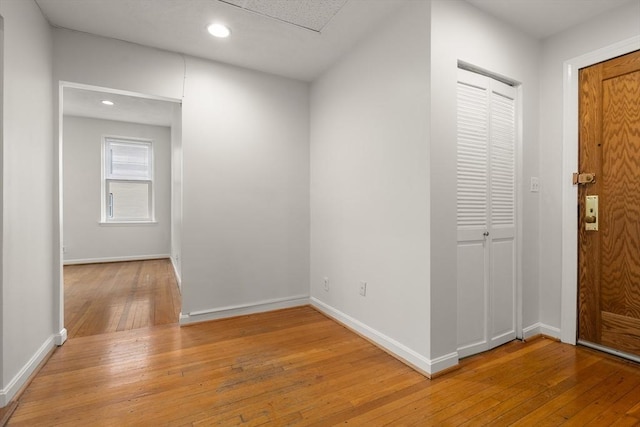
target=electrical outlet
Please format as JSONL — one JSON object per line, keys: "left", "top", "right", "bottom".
{"left": 530, "top": 177, "right": 539, "bottom": 192}
{"left": 359, "top": 281, "right": 367, "bottom": 296}
{"left": 62, "top": 246, "right": 67, "bottom": 254}
{"left": 323, "top": 277, "right": 329, "bottom": 292}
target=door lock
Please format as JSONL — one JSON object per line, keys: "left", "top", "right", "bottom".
{"left": 585, "top": 195, "right": 598, "bottom": 231}
{"left": 573, "top": 172, "right": 596, "bottom": 185}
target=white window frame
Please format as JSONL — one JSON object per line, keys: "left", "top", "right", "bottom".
{"left": 101, "top": 136, "right": 155, "bottom": 223}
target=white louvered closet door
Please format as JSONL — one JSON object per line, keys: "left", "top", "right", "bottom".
{"left": 456, "top": 68, "right": 517, "bottom": 358}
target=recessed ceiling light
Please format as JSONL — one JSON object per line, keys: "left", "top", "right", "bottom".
{"left": 101, "top": 100, "right": 114, "bottom": 106}
{"left": 207, "top": 23, "right": 231, "bottom": 38}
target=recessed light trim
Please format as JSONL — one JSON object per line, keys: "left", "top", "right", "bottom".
{"left": 207, "top": 23, "right": 231, "bottom": 38}
{"left": 101, "top": 100, "right": 115, "bottom": 106}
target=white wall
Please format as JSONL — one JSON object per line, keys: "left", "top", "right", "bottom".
{"left": 63, "top": 116, "right": 171, "bottom": 263}
{"left": 429, "top": 0, "right": 541, "bottom": 360}
{"left": 429, "top": 0, "right": 542, "bottom": 362}
{"left": 171, "top": 104, "right": 183, "bottom": 285}
{"left": 310, "top": 1, "right": 433, "bottom": 371}
{"left": 53, "top": 29, "right": 310, "bottom": 323}
{"left": 310, "top": 0, "right": 541, "bottom": 375}
{"left": 0, "top": 12, "right": 4, "bottom": 398}
{"left": 0, "top": 0, "right": 56, "bottom": 405}
{"left": 180, "top": 56, "right": 309, "bottom": 318}
{"left": 538, "top": 0, "right": 640, "bottom": 332}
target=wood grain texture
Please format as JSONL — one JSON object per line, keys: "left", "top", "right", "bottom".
{"left": 601, "top": 66, "right": 640, "bottom": 320}
{"left": 8, "top": 307, "right": 640, "bottom": 426}
{"left": 64, "top": 259, "right": 181, "bottom": 338}
{"left": 0, "top": 402, "right": 18, "bottom": 427}
{"left": 578, "top": 61, "right": 603, "bottom": 343}
{"left": 579, "top": 50, "right": 640, "bottom": 355}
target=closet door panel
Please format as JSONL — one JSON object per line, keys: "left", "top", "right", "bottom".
{"left": 457, "top": 241, "right": 489, "bottom": 358}
{"left": 490, "top": 238, "right": 516, "bottom": 345}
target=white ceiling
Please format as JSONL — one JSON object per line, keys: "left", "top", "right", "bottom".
{"left": 36, "top": 0, "right": 634, "bottom": 82}
{"left": 466, "top": 0, "right": 635, "bottom": 39}
{"left": 63, "top": 87, "right": 175, "bottom": 127}
{"left": 40, "top": 0, "right": 633, "bottom": 126}
{"left": 219, "top": 0, "right": 349, "bottom": 32}
{"left": 36, "top": 0, "right": 408, "bottom": 83}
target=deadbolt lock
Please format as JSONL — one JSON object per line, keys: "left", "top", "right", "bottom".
{"left": 585, "top": 195, "right": 598, "bottom": 231}
{"left": 573, "top": 172, "right": 596, "bottom": 185}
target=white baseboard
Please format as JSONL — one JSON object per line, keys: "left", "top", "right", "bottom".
{"left": 523, "top": 322, "right": 561, "bottom": 340}
{"left": 0, "top": 335, "right": 56, "bottom": 407}
{"left": 540, "top": 324, "right": 561, "bottom": 339}
{"left": 180, "top": 295, "right": 310, "bottom": 325}
{"left": 63, "top": 254, "right": 170, "bottom": 265}
{"left": 310, "top": 297, "right": 458, "bottom": 377}
{"left": 55, "top": 328, "right": 68, "bottom": 346}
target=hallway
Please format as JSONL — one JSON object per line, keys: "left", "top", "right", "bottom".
{"left": 64, "top": 259, "right": 181, "bottom": 338}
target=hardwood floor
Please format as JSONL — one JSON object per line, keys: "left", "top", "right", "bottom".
{"left": 64, "top": 259, "right": 181, "bottom": 338}
{"left": 8, "top": 306, "right": 640, "bottom": 426}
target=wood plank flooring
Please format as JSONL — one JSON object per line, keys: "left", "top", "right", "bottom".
{"left": 9, "top": 306, "right": 640, "bottom": 426}
{"left": 64, "top": 259, "right": 181, "bottom": 338}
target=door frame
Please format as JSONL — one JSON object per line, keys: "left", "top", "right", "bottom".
{"left": 560, "top": 36, "right": 640, "bottom": 345}
{"left": 455, "top": 66, "right": 522, "bottom": 357}
{"left": 53, "top": 81, "right": 182, "bottom": 346}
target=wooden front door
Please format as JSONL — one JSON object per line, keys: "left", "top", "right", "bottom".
{"left": 578, "top": 50, "right": 640, "bottom": 356}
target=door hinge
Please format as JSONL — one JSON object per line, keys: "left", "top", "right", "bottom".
{"left": 572, "top": 172, "right": 596, "bottom": 185}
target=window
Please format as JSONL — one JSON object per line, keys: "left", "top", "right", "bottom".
{"left": 103, "top": 137, "right": 154, "bottom": 222}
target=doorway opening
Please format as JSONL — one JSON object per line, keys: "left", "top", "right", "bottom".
{"left": 57, "top": 83, "right": 183, "bottom": 340}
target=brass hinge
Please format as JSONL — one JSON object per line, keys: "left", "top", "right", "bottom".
{"left": 572, "top": 172, "right": 596, "bottom": 185}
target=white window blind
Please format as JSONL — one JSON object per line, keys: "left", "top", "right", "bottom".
{"left": 106, "top": 139, "right": 152, "bottom": 180}
{"left": 103, "top": 138, "right": 154, "bottom": 222}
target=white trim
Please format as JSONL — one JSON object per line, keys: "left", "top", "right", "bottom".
{"left": 561, "top": 36, "right": 640, "bottom": 345}
{"left": 170, "top": 255, "right": 182, "bottom": 291}
{"left": 55, "top": 81, "right": 182, "bottom": 351}
{"left": 311, "top": 298, "right": 458, "bottom": 376}
{"left": 63, "top": 254, "right": 170, "bottom": 265}
{"left": 522, "top": 323, "right": 541, "bottom": 340}
{"left": 55, "top": 328, "right": 68, "bottom": 346}
{"left": 523, "top": 322, "right": 561, "bottom": 340}
{"left": 515, "top": 83, "right": 524, "bottom": 340}
{"left": 98, "top": 221, "right": 159, "bottom": 226}
{"left": 59, "top": 81, "right": 182, "bottom": 104}
{"left": 55, "top": 81, "right": 66, "bottom": 352}
{"left": 0, "top": 336, "right": 55, "bottom": 407}
{"left": 102, "top": 136, "right": 155, "bottom": 223}
{"left": 180, "top": 295, "right": 309, "bottom": 325}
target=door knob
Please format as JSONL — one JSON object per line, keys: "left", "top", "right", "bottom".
{"left": 483, "top": 231, "right": 490, "bottom": 237}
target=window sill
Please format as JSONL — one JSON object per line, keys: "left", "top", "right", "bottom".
{"left": 99, "top": 221, "right": 158, "bottom": 227}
